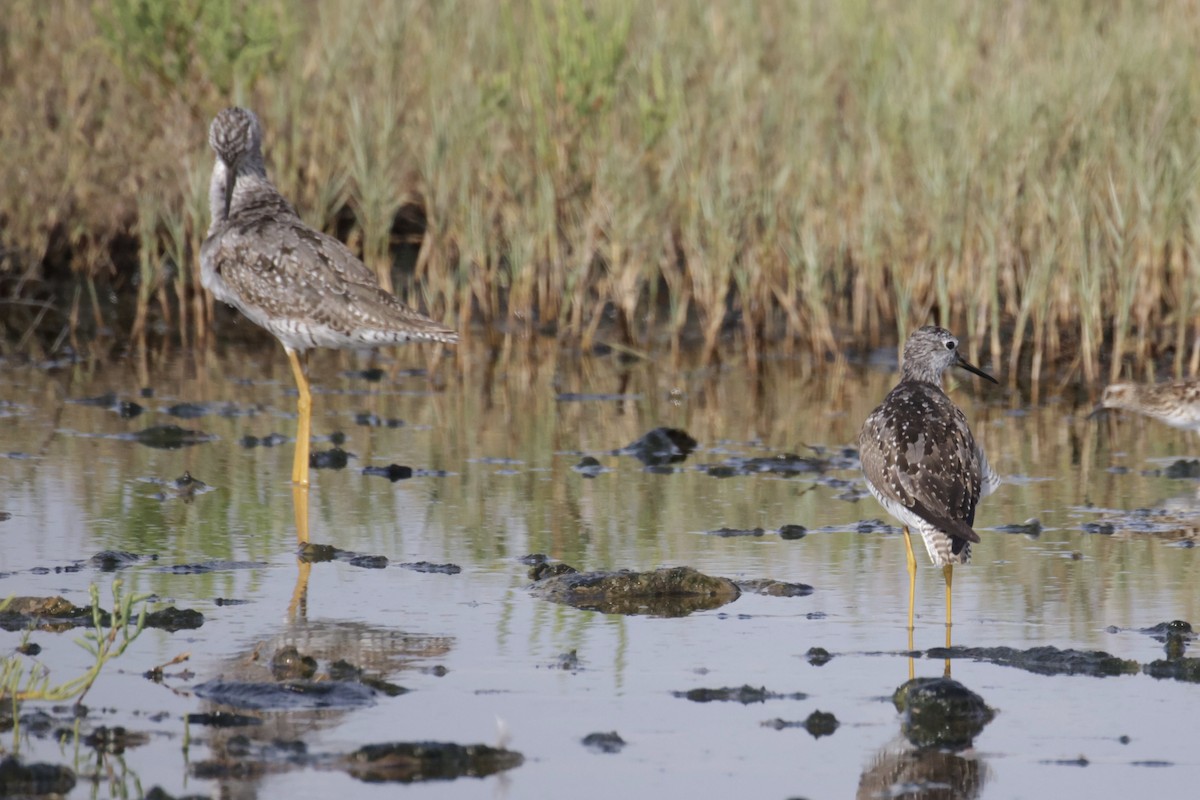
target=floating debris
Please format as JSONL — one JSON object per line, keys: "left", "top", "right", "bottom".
{"left": 803, "top": 710, "right": 840, "bottom": 738}
{"left": 806, "top": 647, "right": 833, "bottom": 666}
{"left": 185, "top": 712, "right": 263, "bottom": 729}
{"left": 399, "top": 562, "right": 461, "bottom": 575}
{"left": 69, "top": 392, "right": 118, "bottom": 407}
{"left": 125, "top": 425, "right": 216, "bottom": 449}
{"left": 117, "top": 400, "right": 144, "bottom": 418}
{"left": 296, "top": 544, "right": 388, "bottom": 569}
{"left": 347, "top": 367, "right": 386, "bottom": 381}
{"left": 548, "top": 650, "right": 582, "bottom": 671}
{"left": 310, "top": 447, "right": 353, "bottom": 469}
{"left": 240, "top": 432, "right": 289, "bottom": 448}
{"left": 673, "top": 685, "right": 807, "bottom": 704}
{"left": 581, "top": 732, "right": 625, "bottom": 754}
{"left": 270, "top": 646, "right": 317, "bottom": 680}
{"left": 779, "top": 524, "right": 808, "bottom": 540}
{"left": 164, "top": 402, "right": 211, "bottom": 419}
{"left": 143, "top": 471, "right": 213, "bottom": 502}
{"left": 995, "top": 518, "right": 1043, "bottom": 537}
{"left": 618, "top": 427, "right": 698, "bottom": 466}
{"left": 363, "top": 464, "right": 413, "bottom": 481}
{"left": 83, "top": 725, "right": 149, "bottom": 755}
{"left": 161, "top": 560, "right": 268, "bottom": 574}
{"left": 1137, "top": 620, "right": 1194, "bottom": 659}
{"left": 354, "top": 412, "right": 404, "bottom": 428}
{"left": 572, "top": 456, "right": 606, "bottom": 477}
{"left": 1162, "top": 459, "right": 1200, "bottom": 479}
{"left": 706, "top": 527, "right": 765, "bottom": 538}
{"left": 557, "top": 392, "right": 641, "bottom": 402}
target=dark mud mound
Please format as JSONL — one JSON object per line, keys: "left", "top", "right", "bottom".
{"left": 530, "top": 565, "right": 739, "bottom": 617}
{"left": 893, "top": 677, "right": 994, "bottom": 750}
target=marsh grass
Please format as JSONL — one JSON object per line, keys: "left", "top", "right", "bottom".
{"left": 2, "top": 1, "right": 1200, "bottom": 384}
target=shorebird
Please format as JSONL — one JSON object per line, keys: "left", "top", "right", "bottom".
{"left": 859, "top": 326, "right": 999, "bottom": 640}
{"left": 1093, "top": 380, "right": 1200, "bottom": 433}
{"left": 201, "top": 107, "right": 457, "bottom": 487}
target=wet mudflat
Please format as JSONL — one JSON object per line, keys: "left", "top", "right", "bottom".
{"left": 1, "top": 341, "right": 1199, "bottom": 798}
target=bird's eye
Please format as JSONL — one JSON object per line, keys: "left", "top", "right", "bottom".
{"left": 945, "top": 340, "right": 956, "bottom": 350}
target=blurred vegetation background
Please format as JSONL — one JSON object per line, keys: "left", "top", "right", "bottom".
{"left": 2, "top": 0, "right": 1199, "bottom": 385}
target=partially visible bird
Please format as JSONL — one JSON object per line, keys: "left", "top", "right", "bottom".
{"left": 200, "top": 107, "right": 457, "bottom": 488}
{"left": 1093, "top": 380, "right": 1200, "bottom": 433}
{"left": 858, "top": 326, "right": 999, "bottom": 643}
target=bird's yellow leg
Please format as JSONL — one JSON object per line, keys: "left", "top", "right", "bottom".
{"left": 903, "top": 526, "right": 917, "bottom": 679}
{"left": 943, "top": 563, "right": 954, "bottom": 675}
{"left": 292, "top": 483, "right": 310, "bottom": 546}
{"left": 903, "top": 526, "right": 917, "bottom": 634}
{"left": 288, "top": 559, "right": 312, "bottom": 622}
{"left": 286, "top": 348, "right": 311, "bottom": 487}
{"left": 943, "top": 563, "right": 954, "bottom": 645}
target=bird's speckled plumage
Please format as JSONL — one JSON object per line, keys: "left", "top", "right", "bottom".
{"left": 200, "top": 107, "right": 457, "bottom": 350}
{"left": 1097, "top": 380, "right": 1200, "bottom": 432}
{"left": 859, "top": 326, "right": 998, "bottom": 567}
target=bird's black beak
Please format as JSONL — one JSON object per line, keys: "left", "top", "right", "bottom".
{"left": 956, "top": 352, "right": 998, "bottom": 384}
{"left": 1086, "top": 404, "right": 1109, "bottom": 420}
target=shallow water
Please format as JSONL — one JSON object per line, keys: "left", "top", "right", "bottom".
{"left": 2, "top": 341, "right": 1199, "bottom": 798}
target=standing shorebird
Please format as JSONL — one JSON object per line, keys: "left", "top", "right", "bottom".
{"left": 858, "top": 326, "right": 999, "bottom": 640}
{"left": 201, "top": 107, "right": 457, "bottom": 487}
{"left": 1093, "top": 380, "right": 1200, "bottom": 433}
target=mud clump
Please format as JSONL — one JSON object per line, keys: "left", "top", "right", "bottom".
{"left": 270, "top": 646, "right": 317, "bottom": 680}
{"left": 893, "top": 678, "right": 994, "bottom": 750}
{"left": 0, "top": 596, "right": 202, "bottom": 632}
{"left": 0, "top": 756, "right": 76, "bottom": 796}
{"left": 399, "top": 562, "right": 461, "bottom": 575}
{"left": 618, "top": 427, "right": 698, "bottom": 466}
{"left": 803, "top": 710, "right": 840, "bottom": 738}
{"left": 707, "top": 527, "right": 765, "bottom": 538}
{"left": 735, "top": 578, "right": 814, "bottom": 597}
{"left": 363, "top": 464, "right": 413, "bottom": 481}
{"left": 89, "top": 551, "right": 146, "bottom": 571}
{"left": 342, "top": 742, "right": 523, "bottom": 783}
{"left": 130, "top": 425, "right": 216, "bottom": 449}
{"left": 581, "top": 732, "right": 626, "bottom": 753}
{"left": 806, "top": 647, "right": 833, "bottom": 666}
{"left": 310, "top": 448, "right": 353, "bottom": 470}
{"left": 1143, "top": 658, "right": 1200, "bottom": 683}
{"left": 530, "top": 565, "right": 739, "bottom": 617}
{"left": 929, "top": 645, "right": 1139, "bottom": 678}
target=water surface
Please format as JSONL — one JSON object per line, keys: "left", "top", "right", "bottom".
{"left": 1, "top": 342, "right": 1198, "bottom": 797}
